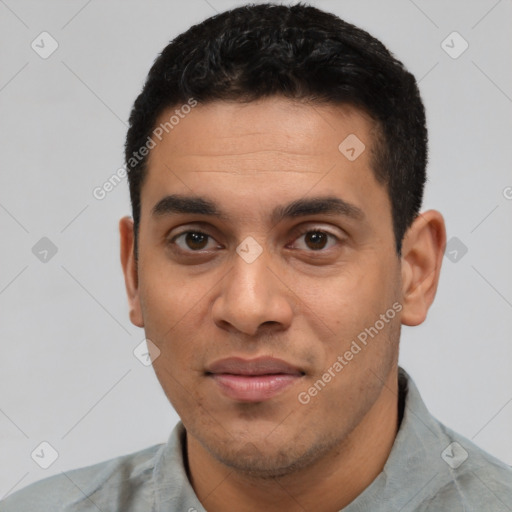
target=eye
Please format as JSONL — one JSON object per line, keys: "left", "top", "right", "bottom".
{"left": 171, "top": 231, "right": 219, "bottom": 252}
{"left": 291, "top": 228, "right": 339, "bottom": 251}
{"left": 168, "top": 227, "right": 341, "bottom": 254}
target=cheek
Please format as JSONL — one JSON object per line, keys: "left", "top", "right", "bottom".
{"left": 150, "top": 320, "right": 203, "bottom": 407}
{"left": 151, "top": 355, "right": 205, "bottom": 425}
{"left": 306, "top": 262, "right": 398, "bottom": 351}
{"left": 139, "top": 263, "right": 199, "bottom": 326}
{"left": 138, "top": 281, "right": 199, "bottom": 380}
{"left": 310, "top": 273, "right": 377, "bottom": 331}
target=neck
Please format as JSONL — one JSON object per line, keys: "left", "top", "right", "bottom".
{"left": 187, "top": 368, "right": 400, "bottom": 512}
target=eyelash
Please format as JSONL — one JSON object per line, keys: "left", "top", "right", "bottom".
{"left": 168, "top": 227, "right": 340, "bottom": 254}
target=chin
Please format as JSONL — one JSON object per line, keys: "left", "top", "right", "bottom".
{"left": 203, "top": 429, "right": 338, "bottom": 480}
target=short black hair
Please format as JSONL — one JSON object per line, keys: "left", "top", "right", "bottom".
{"left": 125, "top": 2, "right": 427, "bottom": 259}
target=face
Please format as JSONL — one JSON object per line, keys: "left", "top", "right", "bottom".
{"left": 123, "top": 97, "right": 405, "bottom": 477}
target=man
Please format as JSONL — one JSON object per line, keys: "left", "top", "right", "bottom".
{"left": 2, "top": 2, "right": 511, "bottom": 511}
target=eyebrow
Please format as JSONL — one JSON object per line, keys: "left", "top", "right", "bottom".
{"left": 151, "top": 194, "right": 365, "bottom": 224}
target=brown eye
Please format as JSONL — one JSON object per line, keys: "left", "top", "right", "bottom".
{"left": 184, "top": 232, "right": 209, "bottom": 250}
{"left": 293, "top": 229, "right": 338, "bottom": 252}
{"left": 304, "top": 231, "right": 329, "bottom": 250}
{"left": 171, "top": 231, "right": 216, "bottom": 252}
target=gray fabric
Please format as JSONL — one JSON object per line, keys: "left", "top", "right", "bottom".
{"left": 2, "top": 368, "right": 511, "bottom": 511}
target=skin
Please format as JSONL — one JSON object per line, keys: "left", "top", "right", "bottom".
{"left": 120, "top": 97, "right": 446, "bottom": 511}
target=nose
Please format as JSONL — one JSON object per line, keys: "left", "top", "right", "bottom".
{"left": 211, "top": 245, "right": 293, "bottom": 337}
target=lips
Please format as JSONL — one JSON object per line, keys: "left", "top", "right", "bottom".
{"left": 207, "top": 356, "right": 303, "bottom": 376}
{"left": 206, "top": 357, "right": 304, "bottom": 402}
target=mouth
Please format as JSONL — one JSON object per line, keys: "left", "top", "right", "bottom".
{"left": 205, "top": 356, "right": 305, "bottom": 403}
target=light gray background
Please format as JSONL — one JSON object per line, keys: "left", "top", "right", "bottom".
{"left": 1, "top": 0, "right": 511, "bottom": 498}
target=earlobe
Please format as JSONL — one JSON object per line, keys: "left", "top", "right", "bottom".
{"left": 119, "top": 216, "right": 144, "bottom": 328}
{"left": 400, "top": 210, "right": 446, "bottom": 326}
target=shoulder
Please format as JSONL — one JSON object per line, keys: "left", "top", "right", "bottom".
{"left": 0, "top": 443, "right": 163, "bottom": 512}
{"left": 396, "top": 369, "right": 512, "bottom": 510}
{"left": 423, "top": 421, "right": 512, "bottom": 511}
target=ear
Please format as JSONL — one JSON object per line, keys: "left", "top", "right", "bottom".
{"left": 119, "top": 216, "right": 144, "bottom": 328}
{"left": 400, "top": 210, "right": 446, "bottom": 326}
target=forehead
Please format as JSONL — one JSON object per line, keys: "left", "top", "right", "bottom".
{"left": 140, "top": 97, "right": 389, "bottom": 226}
{"left": 149, "top": 98, "right": 376, "bottom": 166}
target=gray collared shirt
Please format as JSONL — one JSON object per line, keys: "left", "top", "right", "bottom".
{"left": 2, "top": 368, "right": 512, "bottom": 511}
